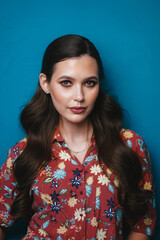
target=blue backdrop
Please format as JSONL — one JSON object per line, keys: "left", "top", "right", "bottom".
{"left": 0, "top": 0, "right": 159, "bottom": 239}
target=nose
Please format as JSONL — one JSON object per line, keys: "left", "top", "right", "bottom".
{"left": 73, "top": 85, "right": 84, "bottom": 102}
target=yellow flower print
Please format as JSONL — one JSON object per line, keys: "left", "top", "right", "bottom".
{"left": 106, "top": 168, "right": 112, "bottom": 175}
{"left": 143, "top": 182, "right": 152, "bottom": 190}
{"left": 123, "top": 130, "right": 133, "bottom": 139}
{"left": 20, "top": 138, "right": 27, "bottom": 143}
{"left": 58, "top": 162, "right": 66, "bottom": 169}
{"left": 144, "top": 217, "right": 152, "bottom": 225}
{"left": 6, "top": 157, "right": 12, "bottom": 169}
{"left": 91, "top": 217, "right": 98, "bottom": 227}
{"left": 57, "top": 226, "right": 67, "bottom": 234}
{"left": 68, "top": 197, "right": 78, "bottom": 207}
{"left": 2, "top": 217, "right": 7, "bottom": 223}
{"left": 59, "top": 150, "right": 71, "bottom": 161}
{"left": 96, "top": 187, "right": 101, "bottom": 197}
{"left": 40, "top": 193, "right": 52, "bottom": 204}
{"left": 86, "top": 176, "right": 93, "bottom": 185}
{"left": 38, "top": 228, "right": 48, "bottom": 237}
{"left": 46, "top": 171, "right": 52, "bottom": 177}
{"left": 114, "top": 179, "right": 119, "bottom": 187}
{"left": 27, "top": 228, "right": 35, "bottom": 238}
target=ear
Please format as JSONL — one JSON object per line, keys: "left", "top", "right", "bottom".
{"left": 39, "top": 73, "right": 50, "bottom": 94}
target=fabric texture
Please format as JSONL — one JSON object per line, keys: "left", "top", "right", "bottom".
{"left": 0, "top": 128, "right": 156, "bottom": 239}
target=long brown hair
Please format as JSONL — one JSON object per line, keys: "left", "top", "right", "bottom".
{"left": 11, "top": 34, "right": 152, "bottom": 225}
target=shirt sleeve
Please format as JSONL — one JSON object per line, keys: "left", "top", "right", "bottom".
{"left": 0, "top": 139, "right": 27, "bottom": 228}
{"left": 131, "top": 133, "right": 156, "bottom": 237}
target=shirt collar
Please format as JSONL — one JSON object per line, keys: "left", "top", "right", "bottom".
{"left": 52, "top": 126, "right": 64, "bottom": 143}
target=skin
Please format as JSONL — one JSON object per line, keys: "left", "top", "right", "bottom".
{"left": 39, "top": 55, "right": 100, "bottom": 162}
{"left": 127, "top": 232, "right": 149, "bottom": 240}
{"left": 39, "top": 54, "right": 149, "bottom": 240}
{"left": 40, "top": 55, "right": 100, "bottom": 126}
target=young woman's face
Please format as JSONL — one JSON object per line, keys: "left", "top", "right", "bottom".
{"left": 41, "top": 55, "right": 99, "bottom": 125}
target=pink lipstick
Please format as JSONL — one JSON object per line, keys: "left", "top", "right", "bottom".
{"left": 69, "top": 107, "right": 86, "bottom": 114}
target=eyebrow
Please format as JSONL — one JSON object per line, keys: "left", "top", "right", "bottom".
{"left": 57, "top": 75, "right": 99, "bottom": 81}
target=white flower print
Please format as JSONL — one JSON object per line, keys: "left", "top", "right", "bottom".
{"left": 97, "top": 174, "right": 110, "bottom": 186}
{"left": 74, "top": 208, "right": 86, "bottom": 221}
{"left": 59, "top": 150, "right": 71, "bottom": 161}
{"left": 96, "top": 228, "right": 107, "bottom": 240}
{"left": 90, "top": 164, "right": 102, "bottom": 175}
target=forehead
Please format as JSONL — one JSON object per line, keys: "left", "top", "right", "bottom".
{"left": 52, "top": 55, "right": 98, "bottom": 78}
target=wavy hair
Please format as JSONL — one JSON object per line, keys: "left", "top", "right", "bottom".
{"left": 11, "top": 34, "right": 152, "bottom": 225}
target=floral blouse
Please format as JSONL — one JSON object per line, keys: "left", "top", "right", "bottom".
{"left": 0, "top": 128, "right": 156, "bottom": 240}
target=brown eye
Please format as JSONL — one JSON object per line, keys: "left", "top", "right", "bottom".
{"left": 60, "top": 80, "right": 72, "bottom": 86}
{"left": 85, "top": 81, "right": 97, "bottom": 87}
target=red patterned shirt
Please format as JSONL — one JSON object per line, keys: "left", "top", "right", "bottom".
{"left": 0, "top": 128, "right": 156, "bottom": 239}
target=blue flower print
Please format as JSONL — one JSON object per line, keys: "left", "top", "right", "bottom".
{"left": 73, "top": 168, "right": 82, "bottom": 177}
{"left": 146, "top": 227, "right": 152, "bottom": 236}
{"left": 4, "top": 185, "right": 12, "bottom": 194}
{"left": 33, "top": 186, "right": 39, "bottom": 196}
{"left": 116, "top": 209, "right": 122, "bottom": 222}
{"left": 104, "top": 207, "right": 115, "bottom": 221}
{"left": 50, "top": 179, "right": 59, "bottom": 188}
{"left": 45, "top": 165, "right": 51, "bottom": 172}
{"left": 95, "top": 197, "right": 100, "bottom": 209}
{"left": 86, "top": 185, "right": 92, "bottom": 197}
{"left": 4, "top": 174, "right": 9, "bottom": 181}
{"left": 152, "top": 197, "right": 156, "bottom": 208}
{"left": 33, "top": 180, "right": 38, "bottom": 185}
{"left": 13, "top": 146, "right": 19, "bottom": 154}
{"left": 138, "top": 139, "right": 145, "bottom": 152}
{"left": 126, "top": 139, "right": 132, "bottom": 148}
{"left": 107, "top": 198, "right": 114, "bottom": 208}
{"left": 50, "top": 200, "right": 61, "bottom": 214}
{"left": 57, "top": 236, "right": 63, "bottom": 240}
{"left": 38, "top": 206, "right": 44, "bottom": 213}
{"left": 70, "top": 175, "right": 81, "bottom": 189}
{"left": 50, "top": 191, "right": 60, "bottom": 202}
{"left": 53, "top": 169, "right": 66, "bottom": 180}
{"left": 4, "top": 193, "right": 11, "bottom": 198}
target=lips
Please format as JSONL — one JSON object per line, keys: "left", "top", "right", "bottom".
{"left": 69, "top": 107, "right": 86, "bottom": 114}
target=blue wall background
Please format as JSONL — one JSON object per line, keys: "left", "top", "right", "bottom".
{"left": 0, "top": 0, "right": 159, "bottom": 239}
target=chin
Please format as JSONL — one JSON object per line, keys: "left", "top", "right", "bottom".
{"left": 65, "top": 115, "right": 89, "bottom": 124}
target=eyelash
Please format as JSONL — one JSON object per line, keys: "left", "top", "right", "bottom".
{"left": 85, "top": 81, "right": 97, "bottom": 87}
{"left": 60, "top": 80, "right": 72, "bottom": 86}
{"left": 60, "top": 80, "right": 97, "bottom": 87}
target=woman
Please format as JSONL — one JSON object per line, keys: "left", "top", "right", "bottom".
{"left": 0, "top": 35, "right": 156, "bottom": 239}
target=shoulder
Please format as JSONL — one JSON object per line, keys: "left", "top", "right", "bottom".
{"left": 7, "top": 138, "right": 27, "bottom": 165}
{"left": 8, "top": 138, "right": 27, "bottom": 159}
{"left": 120, "top": 129, "right": 148, "bottom": 157}
{"left": 0, "top": 138, "right": 27, "bottom": 179}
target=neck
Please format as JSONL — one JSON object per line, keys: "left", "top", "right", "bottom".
{"left": 59, "top": 118, "right": 93, "bottom": 144}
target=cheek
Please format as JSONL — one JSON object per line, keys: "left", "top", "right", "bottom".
{"left": 89, "top": 88, "right": 99, "bottom": 105}
{"left": 50, "top": 90, "right": 68, "bottom": 105}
